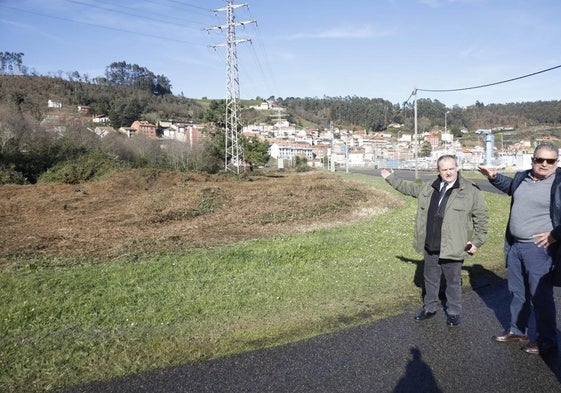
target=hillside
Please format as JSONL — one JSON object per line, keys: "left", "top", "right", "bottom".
{"left": 2, "top": 75, "right": 560, "bottom": 134}
{"left": 0, "top": 75, "right": 206, "bottom": 126}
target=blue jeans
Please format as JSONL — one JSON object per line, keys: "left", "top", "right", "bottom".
{"left": 507, "top": 242, "right": 557, "bottom": 348}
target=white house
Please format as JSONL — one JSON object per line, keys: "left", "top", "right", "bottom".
{"left": 162, "top": 123, "right": 201, "bottom": 147}
{"left": 47, "top": 99, "right": 62, "bottom": 109}
{"left": 250, "top": 102, "right": 270, "bottom": 110}
{"left": 92, "top": 115, "right": 110, "bottom": 124}
{"left": 269, "top": 142, "right": 314, "bottom": 161}
{"left": 93, "top": 126, "right": 115, "bottom": 138}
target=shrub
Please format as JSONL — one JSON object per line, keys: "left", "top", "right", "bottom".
{"left": 0, "top": 163, "right": 27, "bottom": 185}
{"left": 39, "top": 151, "right": 124, "bottom": 184}
{"left": 294, "top": 156, "right": 310, "bottom": 172}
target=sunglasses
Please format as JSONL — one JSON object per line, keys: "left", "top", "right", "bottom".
{"left": 533, "top": 157, "right": 558, "bottom": 165}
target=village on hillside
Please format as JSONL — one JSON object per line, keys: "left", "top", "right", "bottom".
{"left": 44, "top": 98, "right": 557, "bottom": 172}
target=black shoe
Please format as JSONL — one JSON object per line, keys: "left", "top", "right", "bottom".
{"left": 414, "top": 309, "right": 436, "bottom": 321}
{"left": 447, "top": 314, "right": 461, "bottom": 327}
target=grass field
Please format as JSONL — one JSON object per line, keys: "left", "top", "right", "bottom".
{"left": 0, "top": 170, "right": 509, "bottom": 392}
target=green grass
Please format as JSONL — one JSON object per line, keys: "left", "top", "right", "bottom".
{"left": 0, "top": 173, "right": 509, "bottom": 392}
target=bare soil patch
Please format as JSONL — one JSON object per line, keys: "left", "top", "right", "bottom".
{"left": 0, "top": 169, "right": 402, "bottom": 262}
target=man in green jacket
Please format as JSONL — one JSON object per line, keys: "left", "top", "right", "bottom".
{"left": 381, "top": 155, "right": 489, "bottom": 327}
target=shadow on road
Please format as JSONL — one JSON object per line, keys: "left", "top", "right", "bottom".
{"left": 462, "top": 263, "right": 509, "bottom": 328}
{"left": 392, "top": 347, "right": 443, "bottom": 393}
{"left": 396, "top": 256, "right": 510, "bottom": 327}
{"left": 542, "top": 348, "right": 561, "bottom": 385}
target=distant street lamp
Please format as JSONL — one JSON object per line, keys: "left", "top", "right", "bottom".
{"left": 444, "top": 110, "right": 450, "bottom": 151}
{"left": 397, "top": 131, "right": 401, "bottom": 169}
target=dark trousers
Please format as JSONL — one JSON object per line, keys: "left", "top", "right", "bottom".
{"left": 507, "top": 242, "right": 557, "bottom": 348}
{"left": 423, "top": 251, "right": 463, "bottom": 316}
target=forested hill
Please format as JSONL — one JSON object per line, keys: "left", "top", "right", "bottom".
{"left": 0, "top": 75, "right": 206, "bottom": 129}
{"left": 278, "top": 96, "right": 561, "bottom": 137}
{"left": 1, "top": 74, "right": 560, "bottom": 136}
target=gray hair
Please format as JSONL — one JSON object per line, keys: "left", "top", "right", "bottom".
{"left": 534, "top": 143, "right": 559, "bottom": 158}
{"left": 437, "top": 154, "right": 458, "bottom": 168}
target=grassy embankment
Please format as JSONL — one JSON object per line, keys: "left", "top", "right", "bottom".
{"left": 0, "top": 172, "right": 509, "bottom": 392}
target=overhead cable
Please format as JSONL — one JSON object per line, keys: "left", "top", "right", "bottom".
{"left": 417, "top": 64, "right": 561, "bottom": 93}
{"left": 0, "top": 4, "right": 202, "bottom": 45}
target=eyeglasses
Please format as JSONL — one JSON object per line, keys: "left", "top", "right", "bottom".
{"left": 533, "top": 157, "right": 558, "bottom": 165}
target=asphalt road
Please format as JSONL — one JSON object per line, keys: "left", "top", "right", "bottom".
{"left": 348, "top": 168, "right": 504, "bottom": 194}
{"left": 62, "top": 271, "right": 561, "bottom": 393}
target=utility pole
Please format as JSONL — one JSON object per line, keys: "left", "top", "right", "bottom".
{"left": 413, "top": 88, "right": 418, "bottom": 180}
{"left": 345, "top": 131, "right": 349, "bottom": 174}
{"left": 397, "top": 130, "right": 401, "bottom": 169}
{"left": 329, "top": 120, "right": 334, "bottom": 172}
{"left": 207, "top": 1, "right": 256, "bottom": 173}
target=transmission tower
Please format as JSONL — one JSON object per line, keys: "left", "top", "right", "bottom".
{"left": 207, "top": 1, "right": 255, "bottom": 173}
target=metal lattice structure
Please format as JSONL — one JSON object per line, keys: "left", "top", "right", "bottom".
{"left": 208, "top": 1, "right": 255, "bottom": 173}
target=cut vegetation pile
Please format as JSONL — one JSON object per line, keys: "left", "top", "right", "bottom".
{"left": 0, "top": 169, "right": 402, "bottom": 262}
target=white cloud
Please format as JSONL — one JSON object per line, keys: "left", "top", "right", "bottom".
{"left": 287, "top": 26, "right": 392, "bottom": 40}
{"left": 417, "top": 0, "right": 441, "bottom": 8}
{"left": 418, "top": 0, "right": 485, "bottom": 7}
{"left": 0, "top": 18, "right": 31, "bottom": 29}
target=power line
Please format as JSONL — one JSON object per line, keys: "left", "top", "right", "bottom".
{"left": 244, "top": 6, "right": 279, "bottom": 98}
{"left": 0, "top": 4, "right": 203, "bottom": 46}
{"left": 402, "top": 90, "right": 415, "bottom": 107}
{"left": 65, "top": 0, "right": 203, "bottom": 26}
{"left": 401, "top": 64, "right": 561, "bottom": 107}
{"left": 417, "top": 64, "right": 561, "bottom": 93}
{"left": 163, "top": 0, "right": 212, "bottom": 12}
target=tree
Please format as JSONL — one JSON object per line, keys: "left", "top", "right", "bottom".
{"left": 0, "top": 52, "right": 24, "bottom": 75}
{"left": 10, "top": 92, "right": 25, "bottom": 112}
{"left": 204, "top": 100, "right": 227, "bottom": 129}
{"left": 104, "top": 61, "right": 172, "bottom": 95}
{"left": 121, "top": 99, "right": 143, "bottom": 128}
{"left": 241, "top": 136, "right": 270, "bottom": 167}
{"left": 420, "top": 141, "right": 432, "bottom": 158}
{"left": 153, "top": 74, "right": 172, "bottom": 95}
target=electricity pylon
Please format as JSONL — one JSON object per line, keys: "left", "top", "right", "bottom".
{"left": 207, "top": 1, "right": 255, "bottom": 173}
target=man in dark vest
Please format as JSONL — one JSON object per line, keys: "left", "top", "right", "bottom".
{"left": 381, "top": 155, "right": 489, "bottom": 327}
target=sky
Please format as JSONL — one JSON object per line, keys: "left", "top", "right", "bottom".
{"left": 1, "top": 0, "right": 561, "bottom": 108}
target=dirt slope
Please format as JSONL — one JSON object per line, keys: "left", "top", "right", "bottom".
{"left": 0, "top": 169, "right": 401, "bottom": 262}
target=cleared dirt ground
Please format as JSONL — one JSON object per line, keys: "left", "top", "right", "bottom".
{"left": 0, "top": 169, "right": 402, "bottom": 262}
